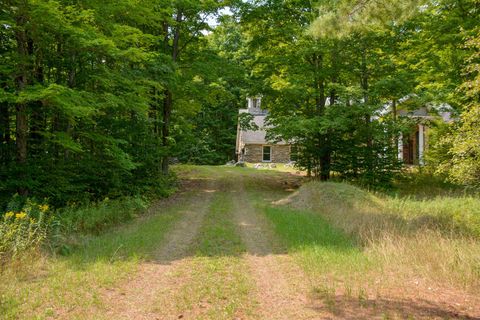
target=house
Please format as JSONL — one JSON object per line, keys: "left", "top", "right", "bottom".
{"left": 235, "top": 97, "right": 292, "bottom": 163}
{"left": 235, "top": 95, "right": 451, "bottom": 166}
{"left": 397, "top": 108, "right": 431, "bottom": 165}
{"left": 397, "top": 106, "right": 453, "bottom": 165}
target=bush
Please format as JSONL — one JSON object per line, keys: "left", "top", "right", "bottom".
{"left": 58, "top": 196, "right": 149, "bottom": 235}
{"left": 0, "top": 200, "right": 51, "bottom": 262}
{"left": 0, "top": 193, "right": 152, "bottom": 262}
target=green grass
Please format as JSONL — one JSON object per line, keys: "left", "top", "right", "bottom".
{"left": 392, "top": 169, "right": 468, "bottom": 198}
{"left": 235, "top": 168, "right": 480, "bottom": 316}
{"left": 0, "top": 193, "right": 190, "bottom": 319}
{"left": 168, "top": 189, "right": 256, "bottom": 320}
{"left": 285, "top": 181, "right": 480, "bottom": 239}
{"left": 263, "top": 180, "right": 480, "bottom": 298}
{"left": 3, "top": 166, "right": 479, "bottom": 318}
{"left": 193, "top": 192, "right": 245, "bottom": 258}
{"left": 58, "top": 196, "right": 149, "bottom": 235}
{"left": 264, "top": 206, "right": 371, "bottom": 282}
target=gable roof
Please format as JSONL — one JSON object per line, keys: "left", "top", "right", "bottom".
{"left": 237, "top": 111, "right": 288, "bottom": 150}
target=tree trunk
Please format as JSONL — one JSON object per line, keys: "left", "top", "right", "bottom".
{"left": 308, "top": 51, "right": 332, "bottom": 181}
{"left": 392, "top": 99, "right": 400, "bottom": 160}
{"left": 15, "top": 11, "right": 29, "bottom": 195}
{"left": 392, "top": 99, "right": 397, "bottom": 121}
{"left": 319, "top": 148, "right": 331, "bottom": 181}
{"left": 30, "top": 64, "right": 45, "bottom": 155}
{"left": 16, "top": 104, "right": 27, "bottom": 165}
{"left": 0, "top": 102, "right": 11, "bottom": 165}
{"left": 360, "top": 45, "right": 374, "bottom": 179}
{"left": 161, "top": 90, "right": 172, "bottom": 174}
{"left": 0, "top": 102, "right": 10, "bottom": 144}
{"left": 161, "top": 10, "right": 183, "bottom": 175}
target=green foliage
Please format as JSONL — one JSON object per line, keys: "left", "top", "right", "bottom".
{"left": 0, "top": 199, "right": 51, "bottom": 262}
{"left": 1, "top": 0, "right": 479, "bottom": 222}
{"left": 174, "top": 16, "right": 250, "bottom": 165}
{"left": 239, "top": 1, "right": 402, "bottom": 183}
{"left": 0, "top": 0, "right": 233, "bottom": 206}
{"left": 238, "top": 112, "right": 259, "bottom": 131}
{"left": 58, "top": 196, "right": 148, "bottom": 235}
{"left": 310, "top": 0, "right": 423, "bottom": 38}
{"left": 442, "top": 31, "right": 480, "bottom": 187}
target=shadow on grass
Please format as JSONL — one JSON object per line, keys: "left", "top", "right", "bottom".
{"left": 61, "top": 173, "right": 281, "bottom": 270}
{"left": 264, "top": 206, "right": 480, "bottom": 320}
{"left": 311, "top": 295, "right": 480, "bottom": 320}
{"left": 51, "top": 168, "right": 478, "bottom": 319}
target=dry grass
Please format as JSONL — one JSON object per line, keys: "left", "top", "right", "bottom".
{"left": 279, "top": 182, "right": 480, "bottom": 292}
{"left": 265, "top": 181, "right": 480, "bottom": 318}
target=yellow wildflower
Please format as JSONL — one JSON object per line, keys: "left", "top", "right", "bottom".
{"left": 5, "top": 211, "right": 14, "bottom": 218}
{"left": 15, "top": 212, "right": 27, "bottom": 219}
{"left": 39, "top": 204, "right": 49, "bottom": 212}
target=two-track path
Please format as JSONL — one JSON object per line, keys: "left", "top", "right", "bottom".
{"left": 98, "top": 169, "right": 319, "bottom": 320}
{"left": 231, "top": 178, "right": 319, "bottom": 320}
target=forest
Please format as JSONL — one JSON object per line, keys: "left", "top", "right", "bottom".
{"left": 1, "top": 1, "right": 480, "bottom": 319}
{"left": 1, "top": 0, "right": 479, "bottom": 206}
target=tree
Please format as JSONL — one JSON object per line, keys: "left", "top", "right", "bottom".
{"left": 439, "top": 31, "right": 480, "bottom": 187}
{"left": 239, "top": 0, "right": 402, "bottom": 183}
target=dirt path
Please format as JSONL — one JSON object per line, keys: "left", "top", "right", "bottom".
{"left": 101, "top": 180, "right": 218, "bottom": 320}
{"left": 98, "top": 172, "right": 321, "bottom": 320}
{"left": 231, "top": 177, "right": 320, "bottom": 320}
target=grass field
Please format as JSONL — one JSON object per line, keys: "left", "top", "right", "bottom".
{"left": 259, "top": 180, "right": 480, "bottom": 318}
{"left": 1, "top": 166, "right": 479, "bottom": 319}
{"left": 0, "top": 192, "right": 189, "bottom": 319}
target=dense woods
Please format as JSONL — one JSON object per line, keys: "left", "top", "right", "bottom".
{"left": 0, "top": 1, "right": 247, "bottom": 207}
{"left": 0, "top": 0, "right": 479, "bottom": 207}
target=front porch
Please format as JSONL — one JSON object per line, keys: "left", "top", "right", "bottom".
{"left": 398, "top": 124, "right": 427, "bottom": 165}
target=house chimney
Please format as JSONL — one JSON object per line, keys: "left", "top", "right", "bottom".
{"left": 247, "top": 96, "right": 264, "bottom": 114}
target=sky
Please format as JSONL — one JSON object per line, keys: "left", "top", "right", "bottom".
{"left": 206, "top": 7, "right": 233, "bottom": 28}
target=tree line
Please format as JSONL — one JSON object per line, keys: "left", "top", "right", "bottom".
{"left": 1, "top": 0, "right": 479, "bottom": 208}
{"left": 0, "top": 0, "right": 248, "bottom": 207}
{"left": 234, "top": 0, "right": 479, "bottom": 187}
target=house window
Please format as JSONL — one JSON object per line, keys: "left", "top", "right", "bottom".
{"left": 263, "top": 146, "right": 271, "bottom": 162}
{"left": 252, "top": 98, "right": 261, "bottom": 109}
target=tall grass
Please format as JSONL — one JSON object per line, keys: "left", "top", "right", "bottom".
{"left": 58, "top": 196, "right": 149, "bottom": 235}
{"left": 0, "top": 194, "right": 184, "bottom": 319}
{"left": 271, "top": 181, "right": 480, "bottom": 294}
{"left": 285, "top": 182, "right": 480, "bottom": 240}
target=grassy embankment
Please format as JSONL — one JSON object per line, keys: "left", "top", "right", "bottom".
{"left": 251, "top": 175, "right": 480, "bottom": 315}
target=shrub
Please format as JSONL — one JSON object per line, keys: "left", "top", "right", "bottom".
{"left": 0, "top": 200, "right": 51, "bottom": 262}
{"left": 58, "top": 196, "right": 149, "bottom": 235}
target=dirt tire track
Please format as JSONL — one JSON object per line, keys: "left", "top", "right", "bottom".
{"left": 232, "top": 177, "right": 321, "bottom": 320}
{"left": 100, "top": 180, "right": 218, "bottom": 320}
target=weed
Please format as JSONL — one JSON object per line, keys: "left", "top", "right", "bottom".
{"left": 0, "top": 200, "right": 51, "bottom": 262}
{"left": 357, "top": 287, "right": 368, "bottom": 307}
